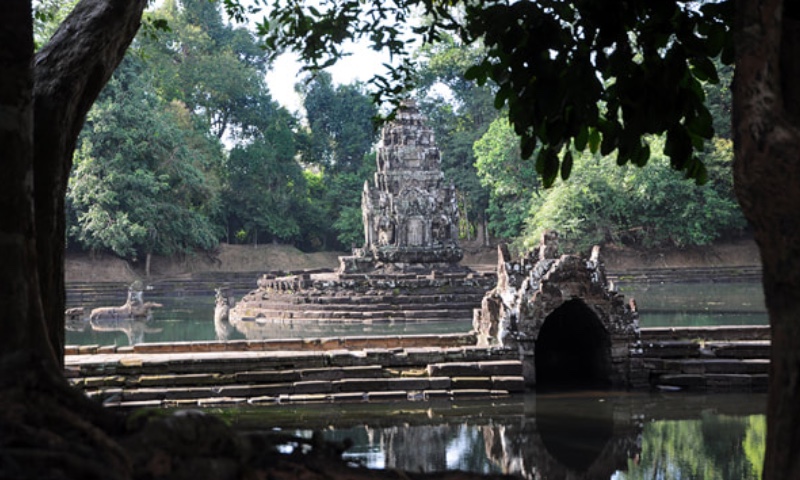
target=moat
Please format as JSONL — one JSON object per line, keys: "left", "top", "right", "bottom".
{"left": 65, "top": 280, "right": 767, "bottom": 346}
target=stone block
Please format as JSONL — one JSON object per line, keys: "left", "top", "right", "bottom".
{"left": 451, "top": 377, "right": 493, "bottom": 389}
{"left": 706, "top": 374, "right": 753, "bottom": 390}
{"left": 223, "top": 340, "right": 248, "bottom": 351}
{"left": 341, "top": 365, "right": 385, "bottom": 378}
{"left": 334, "top": 378, "right": 388, "bottom": 392}
{"left": 428, "top": 377, "right": 451, "bottom": 389}
{"left": 247, "top": 384, "right": 296, "bottom": 396}
{"left": 642, "top": 341, "right": 701, "bottom": 358}
{"left": 491, "top": 376, "right": 526, "bottom": 393}
{"left": 427, "top": 362, "right": 480, "bottom": 377}
{"left": 404, "top": 349, "right": 446, "bottom": 365}
{"left": 328, "top": 392, "right": 367, "bottom": 402}
{"left": 248, "top": 396, "right": 279, "bottom": 405}
{"left": 366, "top": 391, "right": 408, "bottom": 401}
{"left": 300, "top": 368, "right": 345, "bottom": 381}
{"left": 97, "top": 345, "right": 117, "bottom": 354}
{"left": 656, "top": 374, "right": 706, "bottom": 388}
{"left": 425, "top": 390, "right": 450, "bottom": 399}
{"left": 328, "top": 351, "right": 368, "bottom": 367}
{"left": 288, "top": 394, "right": 328, "bottom": 403}
{"left": 78, "top": 345, "right": 99, "bottom": 355}
{"left": 122, "top": 388, "right": 167, "bottom": 402}
{"left": 236, "top": 370, "right": 301, "bottom": 383}
{"left": 293, "top": 380, "right": 332, "bottom": 394}
{"left": 450, "top": 389, "right": 493, "bottom": 398}
{"left": 478, "top": 360, "right": 523, "bottom": 376}
{"left": 386, "top": 377, "right": 430, "bottom": 391}
{"left": 198, "top": 397, "right": 246, "bottom": 406}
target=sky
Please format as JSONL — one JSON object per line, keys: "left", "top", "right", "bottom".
{"left": 265, "top": 42, "right": 392, "bottom": 116}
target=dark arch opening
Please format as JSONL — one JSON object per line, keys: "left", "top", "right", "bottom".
{"left": 536, "top": 395, "right": 615, "bottom": 473}
{"left": 535, "top": 299, "right": 612, "bottom": 391}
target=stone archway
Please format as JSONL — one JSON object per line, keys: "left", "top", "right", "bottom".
{"left": 474, "top": 238, "right": 646, "bottom": 389}
{"left": 534, "top": 299, "right": 612, "bottom": 390}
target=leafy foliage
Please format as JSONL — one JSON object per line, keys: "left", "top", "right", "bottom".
{"left": 300, "top": 71, "right": 377, "bottom": 174}
{"left": 249, "top": 0, "right": 733, "bottom": 186}
{"left": 68, "top": 57, "right": 222, "bottom": 259}
{"left": 474, "top": 117, "right": 539, "bottom": 240}
{"left": 519, "top": 137, "right": 745, "bottom": 253}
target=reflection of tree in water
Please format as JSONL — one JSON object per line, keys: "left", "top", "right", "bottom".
{"left": 352, "top": 424, "right": 500, "bottom": 474}
{"left": 622, "top": 414, "right": 765, "bottom": 480}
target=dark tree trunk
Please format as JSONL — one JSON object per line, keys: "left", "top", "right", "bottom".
{"left": 0, "top": 0, "right": 57, "bottom": 372}
{"left": 733, "top": 1, "right": 800, "bottom": 478}
{"left": 33, "top": 0, "right": 149, "bottom": 365}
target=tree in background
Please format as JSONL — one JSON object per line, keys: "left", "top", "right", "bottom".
{"left": 143, "top": 0, "right": 268, "bottom": 140}
{"left": 222, "top": 104, "right": 308, "bottom": 246}
{"left": 473, "top": 117, "right": 540, "bottom": 241}
{"left": 68, "top": 56, "right": 222, "bottom": 275}
{"left": 520, "top": 138, "right": 745, "bottom": 252}
{"left": 299, "top": 72, "right": 378, "bottom": 249}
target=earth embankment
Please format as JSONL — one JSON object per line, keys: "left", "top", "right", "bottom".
{"left": 65, "top": 238, "right": 761, "bottom": 284}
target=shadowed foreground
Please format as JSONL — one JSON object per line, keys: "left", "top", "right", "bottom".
{"left": 0, "top": 357, "right": 516, "bottom": 480}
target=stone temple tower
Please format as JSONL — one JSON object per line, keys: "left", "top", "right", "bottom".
{"left": 341, "top": 100, "right": 463, "bottom": 272}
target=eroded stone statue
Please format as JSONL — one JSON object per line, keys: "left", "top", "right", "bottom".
{"left": 85, "top": 282, "right": 163, "bottom": 344}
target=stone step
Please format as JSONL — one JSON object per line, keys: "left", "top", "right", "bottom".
{"left": 238, "top": 295, "right": 486, "bottom": 308}
{"left": 640, "top": 326, "right": 770, "bottom": 342}
{"left": 233, "top": 300, "right": 481, "bottom": 312}
{"left": 83, "top": 375, "right": 525, "bottom": 404}
{"left": 66, "top": 348, "right": 518, "bottom": 377}
{"left": 641, "top": 340, "right": 770, "bottom": 359}
{"left": 608, "top": 266, "right": 762, "bottom": 284}
{"left": 231, "top": 308, "right": 473, "bottom": 325}
{"left": 653, "top": 373, "right": 769, "bottom": 392}
{"left": 100, "top": 388, "right": 515, "bottom": 409}
{"left": 651, "top": 358, "right": 769, "bottom": 375}
{"left": 65, "top": 333, "right": 478, "bottom": 355}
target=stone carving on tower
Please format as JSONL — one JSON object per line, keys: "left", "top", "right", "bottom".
{"left": 342, "top": 99, "right": 463, "bottom": 272}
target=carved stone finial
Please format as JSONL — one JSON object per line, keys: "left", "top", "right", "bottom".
{"left": 538, "top": 230, "right": 559, "bottom": 261}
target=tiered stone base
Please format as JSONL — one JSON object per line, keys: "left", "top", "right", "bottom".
{"left": 229, "top": 270, "right": 495, "bottom": 330}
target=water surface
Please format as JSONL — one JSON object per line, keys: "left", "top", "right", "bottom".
{"left": 65, "top": 280, "right": 768, "bottom": 345}
{"left": 223, "top": 391, "right": 766, "bottom": 479}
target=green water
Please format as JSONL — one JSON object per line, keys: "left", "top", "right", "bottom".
{"left": 221, "top": 391, "right": 766, "bottom": 479}
{"left": 64, "top": 280, "right": 768, "bottom": 345}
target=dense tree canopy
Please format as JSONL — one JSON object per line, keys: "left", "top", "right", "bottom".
{"left": 68, "top": 56, "right": 222, "bottom": 267}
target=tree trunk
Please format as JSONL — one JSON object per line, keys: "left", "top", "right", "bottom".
{"left": 0, "top": 0, "right": 58, "bottom": 373}
{"left": 733, "top": 1, "right": 800, "bottom": 478}
{"left": 145, "top": 252, "right": 151, "bottom": 278}
{"left": 33, "top": 0, "right": 149, "bottom": 365}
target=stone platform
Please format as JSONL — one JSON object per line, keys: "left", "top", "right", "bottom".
{"left": 226, "top": 270, "right": 496, "bottom": 339}
{"left": 65, "top": 325, "right": 771, "bottom": 408}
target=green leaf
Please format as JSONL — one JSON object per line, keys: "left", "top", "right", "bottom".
{"left": 588, "top": 128, "right": 600, "bottom": 154}
{"left": 690, "top": 56, "right": 720, "bottom": 84}
{"left": 536, "top": 148, "right": 559, "bottom": 188}
{"left": 561, "top": 150, "right": 573, "bottom": 180}
{"left": 574, "top": 126, "right": 588, "bottom": 151}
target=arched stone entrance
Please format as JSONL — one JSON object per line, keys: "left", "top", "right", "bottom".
{"left": 474, "top": 236, "right": 646, "bottom": 389}
{"left": 535, "top": 299, "right": 612, "bottom": 390}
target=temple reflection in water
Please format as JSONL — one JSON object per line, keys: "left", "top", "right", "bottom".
{"left": 244, "top": 392, "right": 764, "bottom": 480}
